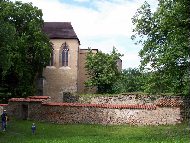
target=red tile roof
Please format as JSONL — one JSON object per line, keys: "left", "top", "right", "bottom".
{"left": 9, "top": 96, "right": 50, "bottom": 102}
{"left": 9, "top": 98, "right": 43, "bottom": 102}
{"left": 0, "top": 104, "right": 8, "bottom": 106}
{"left": 156, "top": 99, "right": 182, "bottom": 107}
{"left": 43, "top": 102, "right": 157, "bottom": 110}
{"left": 28, "top": 96, "right": 50, "bottom": 99}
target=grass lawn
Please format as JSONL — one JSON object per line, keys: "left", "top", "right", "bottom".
{"left": 0, "top": 119, "right": 189, "bottom": 143}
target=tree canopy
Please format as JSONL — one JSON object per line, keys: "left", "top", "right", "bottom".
{"left": 0, "top": 0, "right": 51, "bottom": 101}
{"left": 85, "top": 48, "right": 122, "bottom": 93}
{"left": 120, "top": 68, "right": 145, "bottom": 93}
{"left": 132, "top": 0, "right": 190, "bottom": 95}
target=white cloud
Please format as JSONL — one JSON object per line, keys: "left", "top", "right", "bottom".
{"left": 73, "top": 0, "right": 90, "bottom": 2}
{"left": 122, "top": 52, "right": 141, "bottom": 69}
{"left": 10, "top": 0, "right": 158, "bottom": 69}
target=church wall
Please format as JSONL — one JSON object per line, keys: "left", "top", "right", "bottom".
{"left": 43, "top": 39, "right": 79, "bottom": 102}
{"left": 78, "top": 49, "right": 97, "bottom": 94}
{"left": 117, "top": 58, "right": 122, "bottom": 72}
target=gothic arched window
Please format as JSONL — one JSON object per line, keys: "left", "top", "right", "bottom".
{"left": 49, "top": 46, "right": 54, "bottom": 66}
{"left": 61, "top": 42, "right": 69, "bottom": 67}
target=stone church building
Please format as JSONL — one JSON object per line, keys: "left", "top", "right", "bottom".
{"left": 40, "top": 22, "right": 122, "bottom": 102}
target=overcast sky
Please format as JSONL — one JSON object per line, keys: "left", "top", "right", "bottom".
{"left": 11, "top": 0, "right": 158, "bottom": 69}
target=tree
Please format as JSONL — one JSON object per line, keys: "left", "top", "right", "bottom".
{"left": 0, "top": 0, "right": 51, "bottom": 101}
{"left": 132, "top": 0, "right": 190, "bottom": 95}
{"left": 85, "top": 48, "right": 122, "bottom": 93}
{"left": 120, "top": 68, "right": 145, "bottom": 93}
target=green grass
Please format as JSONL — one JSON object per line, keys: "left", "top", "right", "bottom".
{"left": 0, "top": 119, "right": 189, "bottom": 143}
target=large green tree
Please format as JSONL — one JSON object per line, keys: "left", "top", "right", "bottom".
{"left": 132, "top": 0, "right": 190, "bottom": 94}
{"left": 85, "top": 48, "right": 122, "bottom": 93}
{"left": 0, "top": 0, "right": 51, "bottom": 101}
{"left": 120, "top": 68, "right": 145, "bottom": 93}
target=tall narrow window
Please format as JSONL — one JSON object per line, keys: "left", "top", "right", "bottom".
{"left": 49, "top": 47, "right": 54, "bottom": 66}
{"left": 61, "top": 42, "right": 69, "bottom": 67}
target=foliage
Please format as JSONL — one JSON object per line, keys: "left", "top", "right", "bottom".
{"left": 132, "top": 0, "right": 190, "bottom": 95}
{"left": 0, "top": 0, "right": 51, "bottom": 100}
{"left": 0, "top": 119, "right": 189, "bottom": 143}
{"left": 119, "top": 68, "right": 145, "bottom": 93}
{"left": 111, "top": 68, "right": 141, "bottom": 93}
{"left": 142, "top": 70, "right": 172, "bottom": 94}
{"left": 85, "top": 48, "right": 123, "bottom": 93}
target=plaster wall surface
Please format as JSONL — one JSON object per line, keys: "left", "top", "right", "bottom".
{"left": 43, "top": 39, "right": 79, "bottom": 102}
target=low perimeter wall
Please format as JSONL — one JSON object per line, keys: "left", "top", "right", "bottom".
{"left": 0, "top": 104, "right": 7, "bottom": 114}
{"left": 3, "top": 95, "right": 185, "bottom": 126}
{"left": 33, "top": 103, "right": 181, "bottom": 125}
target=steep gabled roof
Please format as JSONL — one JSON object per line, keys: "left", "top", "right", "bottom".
{"left": 43, "top": 22, "right": 79, "bottom": 42}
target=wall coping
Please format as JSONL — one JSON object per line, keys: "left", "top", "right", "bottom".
{"left": 0, "top": 104, "right": 8, "bottom": 106}
{"left": 7, "top": 96, "right": 182, "bottom": 108}
{"left": 9, "top": 98, "right": 44, "bottom": 102}
{"left": 9, "top": 96, "right": 50, "bottom": 102}
{"left": 43, "top": 102, "right": 157, "bottom": 110}
{"left": 28, "top": 96, "right": 50, "bottom": 99}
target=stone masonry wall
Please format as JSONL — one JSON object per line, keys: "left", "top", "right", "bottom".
{"left": 79, "top": 94, "right": 183, "bottom": 106}
{"left": 181, "top": 96, "right": 190, "bottom": 121}
{"left": 29, "top": 104, "right": 181, "bottom": 125}
{"left": 0, "top": 106, "right": 2, "bottom": 114}
{"left": 7, "top": 96, "right": 50, "bottom": 120}
{"left": 6, "top": 95, "right": 186, "bottom": 126}
{"left": 0, "top": 104, "right": 8, "bottom": 114}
